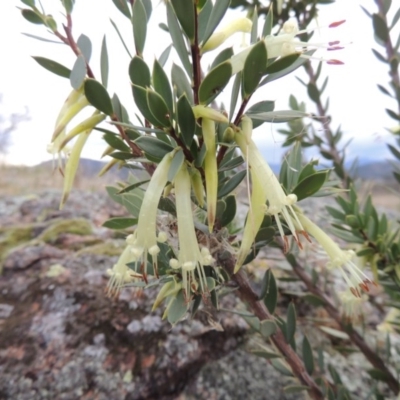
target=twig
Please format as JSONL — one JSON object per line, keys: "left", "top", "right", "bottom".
{"left": 218, "top": 251, "right": 325, "bottom": 400}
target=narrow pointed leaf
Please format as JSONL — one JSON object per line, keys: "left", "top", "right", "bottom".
{"left": 261, "top": 5, "right": 273, "bottom": 37}
{"left": 77, "top": 34, "right": 92, "bottom": 62}
{"left": 135, "top": 136, "right": 174, "bottom": 160}
{"left": 102, "top": 217, "right": 138, "bottom": 229}
{"left": 110, "top": 19, "right": 132, "bottom": 58}
{"left": 201, "top": 0, "right": 230, "bottom": 46}
{"left": 100, "top": 35, "right": 109, "bottom": 88}
{"left": 112, "top": 0, "right": 131, "bottom": 18}
{"left": 171, "top": 64, "right": 194, "bottom": 104}
{"left": 262, "top": 269, "right": 278, "bottom": 314}
{"left": 167, "top": 1, "right": 192, "bottom": 76}
{"left": 170, "top": 0, "right": 195, "bottom": 42}
{"left": 159, "top": 44, "right": 172, "bottom": 67}
{"left": 132, "top": 0, "right": 147, "bottom": 56}
{"left": 373, "top": 13, "right": 389, "bottom": 42}
{"left": 21, "top": 9, "right": 44, "bottom": 24}
{"left": 265, "top": 53, "right": 300, "bottom": 74}
{"left": 153, "top": 59, "right": 173, "bottom": 113}
{"left": 70, "top": 55, "right": 87, "bottom": 90}
{"left": 129, "top": 56, "right": 151, "bottom": 87}
{"left": 198, "top": 0, "right": 213, "bottom": 42}
{"left": 177, "top": 94, "right": 196, "bottom": 147}
{"left": 168, "top": 149, "right": 185, "bottom": 182}
{"left": 146, "top": 89, "right": 171, "bottom": 127}
{"left": 211, "top": 47, "right": 234, "bottom": 69}
{"left": 260, "top": 320, "right": 276, "bottom": 338}
{"left": 292, "top": 171, "right": 328, "bottom": 201}
{"left": 302, "top": 336, "right": 314, "bottom": 375}
{"left": 217, "top": 169, "right": 246, "bottom": 198}
{"left": 242, "top": 40, "right": 267, "bottom": 98}
{"left": 84, "top": 79, "right": 113, "bottom": 115}
{"left": 219, "top": 195, "right": 236, "bottom": 227}
{"left": 199, "top": 61, "right": 232, "bottom": 104}
{"left": 32, "top": 56, "right": 71, "bottom": 78}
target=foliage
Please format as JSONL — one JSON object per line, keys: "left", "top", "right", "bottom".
{"left": 19, "top": 0, "right": 400, "bottom": 398}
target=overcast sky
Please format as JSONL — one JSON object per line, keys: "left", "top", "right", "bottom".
{"left": 1, "top": 0, "right": 398, "bottom": 166}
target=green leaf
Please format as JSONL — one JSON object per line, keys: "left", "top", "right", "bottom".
{"left": 167, "top": 1, "right": 192, "bottom": 76}
{"left": 77, "top": 34, "right": 92, "bottom": 62}
{"left": 242, "top": 40, "right": 267, "bottom": 98}
{"left": 129, "top": 56, "right": 151, "bottom": 88}
{"left": 158, "top": 197, "right": 176, "bottom": 216}
{"left": 21, "top": 0, "right": 36, "bottom": 6}
{"left": 110, "top": 19, "right": 132, "bottom": 58}
{"left": 271, "top": 359, "right": 293, "bottom": 377}
{"left": 261, "top": 5, "right": 273, "bottom": 37}
{"left": 132, "top": 0, "right": 147, "bottom": 56}
{"left": 373, "top": 13, "right": 389, "bottom": 42}
{"left": 265, "top": 53, "right": 301, "bottom": 75}
{"left": 111, "top": 94, "right": 130, "bottom": 123}
{"left": 390, "top": 7, "right": 400, "bottom": 29}
{"left": 158, "top": 44, "right": 172, "bottom": 67}
{"left": 218, "top": 155, "right": 244, "bottom": 172}
{"left": 283, "top": 385, "right": 309, "bottom": 394}
{"left": 112, "top": 0, "right": 131, "bottom": 18}
{"left": 262, "top": 269, "right": 278, "bottom": 314}
{"left": 199, "top": 61, "right": 232, "bottom": 105}
{"left": 32, "top": 56, "right": 71, "bottom": 78}
{"left": 100, "top": 36, "right": 109, "bottom": 88}
{"left": 292, "top": 171, "right": 328, "bottom": 201}
{"left": 302, "top": 336, "right": 314, "bottom": 375}
{"left": 260, "top": 51, "right": 313, "bottom": 87}
{"left": 109, "top": 151, "right": 133, "bottom": 160}
{"left": 153, "top": 59, "right": 173, "bottom": 114}
{"left": 146, "top": 89, "right": 171, "bottom": 127}
{"left": 201, "top": 0, "right": 230, "bottom": 46}
{"left": 229, "top": 72, "right": 241, "bottom": 120}
{"left": 131, "top": 85, "right": 160, "bottom": 125}
{"left": 168, "top": 149, "right": 185, "bottom": 182}
{"left": 249, "top": 110, "right": 309, "bottom": 123}
{"left": 167, "top": 290, "right": 188, "bottom": 325}
{"left": 250, "top": 7, "right": 258, "bottom": 44}
{"left": 135, "top": 136, "right": 174, "bottom": 161}
{"left": 247, "top": 100, "right": 275, "bottom": 114}
{"left": 251, "top": 350, "right": 281, "bottom": 359}
{"left": 61, "top": 0, "right": 74, "bottom": 14}
{"left": 70, "top": 55, "right": 86, "bottom": 90}
{"left": 286, "top": 303, "right": 296, "bottom": 343}
{"left": 219, "top": 195, "right": 236, "bottom": 227}
{"left": 198, "top": 0, "right": 213, "bottom": 43}
{"left": 142, "top": 0, "right": 152, "bottom": 21}
{"left": 260, "top": 320, "right": 276, "bottom": 338}
{"left": 21, "top": 9, "right": 44, "bottom": 24}
{"left": 171, "top": 63, "right": 193, "bottom": 104}
{"left": 302, "top": 293, "right": 325, "bottom": 307}
{"left": 84, "top": 79, "right": 113, "bottom": 115}
{"left": 102, "top": 217, "right": 138, "bottom": 229}
{"left": 170, "top": 0, "right": 195, "bottom": 42}
{"left": 211, "top": 47, "right": 234, "bottom": 69}
{"left": 118, "top": 180, "right": 150, "bottom": 194}
{"left": 307, "top": 82, "right": 320, "bottom": 103}
{"left": 177, "top": 94, "right": 196, "bottom": 147}
{"left": 106, "top": 186, "right": 144, "bottom": 217}
{"left": 22, "top": 33, "right": 65, "bottom": 44}
{"left": 217, "top": 169, "right": 246, "bottom": 198}
{"left": 102, "top": 131, "right": 130, "bottom": 152}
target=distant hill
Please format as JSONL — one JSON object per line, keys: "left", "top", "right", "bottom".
{"left": 36, "top": 158, "right": 397, "bottom": 182}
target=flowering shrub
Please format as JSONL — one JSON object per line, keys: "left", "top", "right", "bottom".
{"left": 19, "top": 0, "right": 400, "bottom": 398}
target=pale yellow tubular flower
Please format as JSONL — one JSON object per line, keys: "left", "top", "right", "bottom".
{"left": 235, "top": 166, "right": 268, "bottom": 272}
{"left": 59, "top": 124, "right": 92, "bottom": 209}
{"left": 235, "top": 116, "right": 305, "bottom": 254}
{"left": 106, "top": 244, "right": 140, "bottom": 297}
{"left": 126, "top": 151, "right": 174, "bottom": 281}
{"left": 169, "top": 163, "right": 209, "bottom": 299}
{"left": 189, "top": 167, "right": 205, "bottom": 207}
{"left": 202, "top": 118, "right": 218, "bottom": 232}
{"left": 59, "top": 114, "right": 106, "bottom": 151}
{"left": 230, "top": 19, "right": 345, "bottom": 75}
{"left": 98, "top": 158, "right": 120, "bottom": 177}
{"left": 296, "top": 212, "right": 375, "bottom": 297}
{"left": 201, "top": 17, "right": 252, "bottom": 54}
{"left": 52, "top": 93, "right": 90, "bottom": 141}
{"left": 192, "top": 105, "right": 229, "bottom": 124}
{"left": 339, "top": 289, "right": 365, "bottom": 321}
{"left": 47, "top": 129, "right": 69, "bottom": 172}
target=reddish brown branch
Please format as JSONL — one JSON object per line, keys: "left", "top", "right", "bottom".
{"left": 282, "top": 245, "right": 400, "bottom": 395}
{"left": 218, "top": 252, "right": 324, "bottom": 400}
